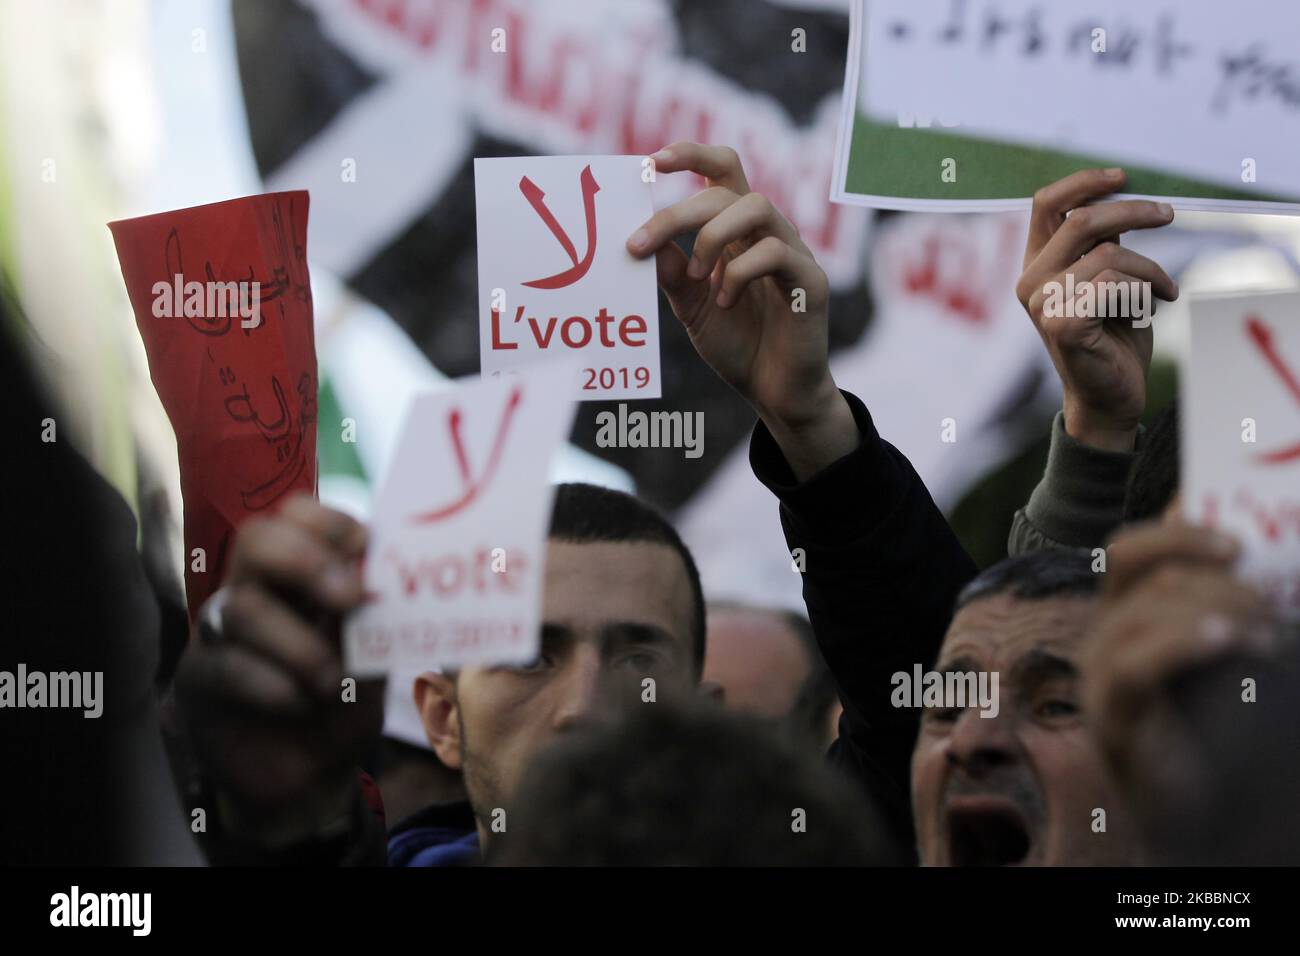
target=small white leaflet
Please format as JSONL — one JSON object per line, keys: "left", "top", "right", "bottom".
{"left": 344, "top": 361, "right": 579, "bottom": 673}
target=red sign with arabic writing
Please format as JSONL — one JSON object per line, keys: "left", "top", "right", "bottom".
{"left": 109, "top": 191, "right": 317, "bottom": 622}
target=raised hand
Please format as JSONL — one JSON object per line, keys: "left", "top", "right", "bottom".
{"left": 628, "top": 141, "right": 855, "bottom": 479}
{"left": 175, "top": 493, "right": 380, "bottom": 846}
{"left": 1016, "top": 169, "right": 1179, "bottom": 451}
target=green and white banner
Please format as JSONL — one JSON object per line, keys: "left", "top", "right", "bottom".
{"left": 833, "top": 0, "right": 1300, "bottom": 213}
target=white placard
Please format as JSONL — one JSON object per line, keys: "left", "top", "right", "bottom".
{"left": 344, "top": 361, "right": 578, "bottom": 674}
{"left": 861, "top": 0, "right": 1300, "bottom": 200}
{"left": 1184, "top": 291, "right": 1300, "bottom": 619}
{"left": 475, "top": 155, "right": 661, "bottom": 400}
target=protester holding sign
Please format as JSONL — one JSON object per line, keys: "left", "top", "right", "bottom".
{"left": 624, "top": 144, "right": 1233, "bottom": 866}
{"left": 627, "top": 141, "right": 979, "bottom": 849}
{"left": 175, "top": 482, "right": 715, "bottom": 865}
{"left": 182, "top": 137, "right": 975, "bottom": 865}
{"left": 14, "top": 3, "right": 1300, "bottom": 935}
{"left": 116, "top": 137, "right": 1300, "bottom": 876}
{"left": 175, "top": 495, "right": 387, "bottom": 864}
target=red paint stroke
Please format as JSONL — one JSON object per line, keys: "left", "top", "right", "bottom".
{"left": 520, "top": 165, "right": 600, "bottom": 289}
{"left": 409, "top": 385, "right": 524, "bottom": 524}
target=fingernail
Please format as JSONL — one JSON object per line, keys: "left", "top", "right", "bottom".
{"left": 687, "top": 256, "right": 706, "bottom": 279}
{"left": 652, "top": 148, "right": 673, "bottom": 163}
{"left": 1105, "top": 167, "right": 1124, "bottom": 178}
{"left": 716, "top": 289, "right": 730, "bottom": 309}
{"left": 1157, "top": 202, "right": 1174, "bottom": 219}
{"left": 628, "top": 228, "right": 649, "bottom": 252}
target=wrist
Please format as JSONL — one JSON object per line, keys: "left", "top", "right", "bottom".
{"left": 1063, "top": 402, "right": 1139, "bottom": 453}
{"left": 756, "top": 373, "right": 841, "bottom": 435}
{"left": 760, "top": 377, "right": 859, "bottom": 482}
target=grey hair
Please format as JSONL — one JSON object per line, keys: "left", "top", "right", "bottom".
{"left": 955, "top": 548, "right": 1099, "bottom": 612}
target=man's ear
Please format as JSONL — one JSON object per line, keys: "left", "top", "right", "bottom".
{"left": 697, "top": 680, "right": 725, "bottom": 705}
{"left": 414, "top": 671, "right": 464, "bottom": 770}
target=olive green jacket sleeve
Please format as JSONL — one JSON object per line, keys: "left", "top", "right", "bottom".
{"left": 1008, "top": 412, "right": 1143, "bottom": 554}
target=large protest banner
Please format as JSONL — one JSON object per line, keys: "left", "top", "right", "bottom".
{"left": 833, "top": 0, "right": 1300, "bottom": 212}
{"left": 239, "top": 0, "right": 872, "bottom": 518}
{"left": 1184, "top": 291, "right": 1300, "bottom": 619}
{"left": 109, "top": 191, "right": 318, "bottom": 620}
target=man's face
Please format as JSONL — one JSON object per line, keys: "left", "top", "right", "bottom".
{"left": 703, "top": 606, "right": 810, "bottom": 719}
{"left": 432, "top": 538, "right": 699, "bottom": 827}
{"left": 911, "top": 592, "right": 1140, "bottom": 866}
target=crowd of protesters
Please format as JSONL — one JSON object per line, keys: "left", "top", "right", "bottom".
{"left": 4, "top": 144, "right": 1297, "bottom": 867}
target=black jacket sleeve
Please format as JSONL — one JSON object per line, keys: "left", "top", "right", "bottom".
{"left": 749, "top": 391, "right": 978, "bottom": 856}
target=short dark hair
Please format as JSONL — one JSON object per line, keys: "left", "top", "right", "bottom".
{"left": 955, "top": 548, "right": 1099, "bottom": 612}
{"left": 1124, "top": 399, "right": 1180, "bottom": 524}
{"left": 489, "top": 703, "right": 904, "bottom": 866}
{"left": 547, "top": 483, "right": 706, "bottom": 676}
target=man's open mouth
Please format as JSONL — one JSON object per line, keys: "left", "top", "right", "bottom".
{"left": 946, "top": 801, "right": 1033, "bottom": 866}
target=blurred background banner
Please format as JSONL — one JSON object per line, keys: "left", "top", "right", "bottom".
{"left": 2, "top": 0, "right": 1299, "bottom": 619}
{"left": 232, "top": 0, "right": 875, "bottom": 611}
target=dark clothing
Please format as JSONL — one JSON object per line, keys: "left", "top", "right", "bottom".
{"left": 1, "top": 313, "right": 199, "bottom": 865}
{"left": 387, "top": 800, "right": 479, "bottom": 867}
{"left": 1008, "top": 411, "right": 1142, "bottom": 554}
{"left": 195, "top": 772, "right": 389, "bottom": 867}
{"left": 749, "top": 391, "right": 979, "bottom": 857}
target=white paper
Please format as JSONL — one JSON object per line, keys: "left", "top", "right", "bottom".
{"left": 832, "top": 0, "right": 1300, "bottom": 214}
{"left": 475, "top": 155, "right": 662, "bottom": 400}
{"left": 1184, "top": 291, "right": 1300, "bottom": 619}
{"left": 344, "top": 361, "right": 579, "bottom": 674}
{"left": 862, "top": 0, "right": 1300, "bottom": 199}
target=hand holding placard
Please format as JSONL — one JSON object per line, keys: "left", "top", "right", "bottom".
{"left": 627, "top": 142, "right": 856, "bottom": 481}
{"left": 108, "top": 192, "right": 318, "bottom": 620}
{"left": 173, "top": 492, "right": 380, "bottom": 845}
{"left": 1014, "top": 168, "right": 1179, "bottom": 451}
{"left": 344, "top": 362, "right": 578, "bottom": 675}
